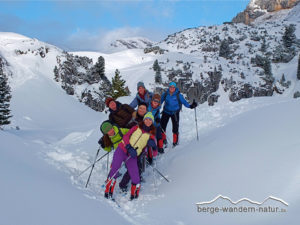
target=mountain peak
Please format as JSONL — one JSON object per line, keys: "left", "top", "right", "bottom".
{"left": 232, "top": 0, "right": 300, "bottom": 24}
{"left": 0, "top": 32, "right": 31, "bottom": 41}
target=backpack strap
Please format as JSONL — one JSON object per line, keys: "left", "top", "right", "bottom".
{"left": 137, "top": 97, "right": 141, "bottom": 106}
{"left": 112, "top": 123, "right": 123, "bottom": 138}
{"left": 153, "top": 109, "right": 160, "bottom": 119}
{"left": 161, "top": 91, "right": 167, "bottom": 103}
{"left": 109, "top": 123, "right": 124, "bottom": 145}
{"left": 176, "top": 91, "right": 182, "bottom": 111}
{"left": 161, "top": 91, "right": 167, "bottom": 113}
{"left": 161, "top": 90, "right": 182, "bottom": 113}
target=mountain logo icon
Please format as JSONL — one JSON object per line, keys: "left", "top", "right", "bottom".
{"left": 196, "top": 195, "right": 288, "bottom": 207}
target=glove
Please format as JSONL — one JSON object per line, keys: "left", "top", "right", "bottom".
{"left": 155, "top": 117, "right": 161, "bottom": 123}
{"left": 190, "top": 101, "right": 198, "bottom": 109}
{"left": 147, "top": 139, "right": 157, "bottom": 151}
{"left": 98, "top": 137, "right": 105, "bottom": 148}
{"left": 126, "top": 144, "right": 137, "bottom": 158}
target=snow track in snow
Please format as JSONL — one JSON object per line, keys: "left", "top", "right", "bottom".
{"left": 40, "top": 95, "right": 297, "bottom": 225}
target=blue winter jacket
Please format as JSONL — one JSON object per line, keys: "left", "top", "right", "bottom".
{"left": 130, "top": 90, "right": 153, "bottom": 109}
{"left": 161, "top": 88, "right": 190, "bottom": 115}
{"left": 147, "top": 104, "right": 161, "bottom": 128}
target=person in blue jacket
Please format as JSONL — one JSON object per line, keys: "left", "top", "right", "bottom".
{"left": 147, "top": 93, "right": 163, "bottom": 154}
{"left": 160, "top": 82, "right": 197, "bottom": 149}
{"left": 130, "top": 81, "right": 153, "bottom": 109}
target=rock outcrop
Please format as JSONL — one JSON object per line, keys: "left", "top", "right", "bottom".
{"left": 232, "top": 0, "right": 300, "bottom": 24}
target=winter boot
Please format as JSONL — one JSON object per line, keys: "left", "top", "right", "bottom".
{"left": 130, "top": 183, "right": 141, "bottom": 200}
{"left": 158, "top": 138, "right": 164, "bottom": 154}
{"left": 120, "top": 186, "right": 128, "bottom": 193}
{"left": 158, "top": 148, "right": 164, "bottom": 154}
{"left": 104, "top": 178, "right": 116, "bottom": 199}
{"left": 173, "top": 133, "right": 179, "bottom": 147}
{"left": 162, "top": 133, "right": 167, "bottom": 147}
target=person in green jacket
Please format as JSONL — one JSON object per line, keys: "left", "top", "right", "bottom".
{"left": 98, "top": 120, "right": 129, "bottom": 152}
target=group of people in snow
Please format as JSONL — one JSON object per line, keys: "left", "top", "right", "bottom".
{"left": 98, "top": 81, "right": 197, "bottom": 200}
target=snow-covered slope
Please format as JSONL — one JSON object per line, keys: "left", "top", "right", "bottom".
{"left": 72, "top": 49, "right": 155, "bottom": 75}
{"left": 0, "top": 32, "right": 132, "bottom": 225}
{"left": 0, "top": 131, "right": 130, "bottom": 225}
{"left": 0, "top": 32, "right": 60, "bottom": 89}
{"left": 143, "top": 98, "right": 300, "bottom": 225}
{"left": 2, "top": 84, "right": 300, "bottom": 225}
{"left": 109, "top": 37, "right": 154, "bottom": 52}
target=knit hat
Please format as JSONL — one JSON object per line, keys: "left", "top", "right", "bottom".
{"left": 100, "top": 121, "right": 113, "bottom": 134}
{"left": 137, "top": 81, "right": 145, "bottom": 90}
{"left": 169, "top": 82, "right": 176, "bottom": 87}
{"left": 138, "top": 102, "right": 148, "bottom": 108}
{"left": 143, "top": 112, "right": 154, "bottom": 122}
{"left": 105, "top": 97, "right": 115, "bottom": 107}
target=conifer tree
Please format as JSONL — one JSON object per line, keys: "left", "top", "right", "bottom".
{"left": 297, "top": 54, "right": 300, "bottom": 80}
{"left": 283, "top": 24, "right": 296, "bottom": 48}
{"left": 88, "top": 56, "right": 105, "bottom": 83}
{"left": 110, "top": 69, "right": 128, "bottom": 99}
{"left": 261, "top": 37, "right": 267, "bottom": 53}
{"left": 280, "top": 74, "right": 286, "bottom": 84}
{"left": 263, "top": 57, "right": 274, "bottom": 83}
{"left": 219, "top": 39, "right": 231, "bottom": 59}
{"left": 0, "top": 62, "right": 12, "bottom": 129}
{"left": 153, "top": 59, "right": 162, "bottom": 84}
{"left": 153, "top": 59, "right": 160, "bottom": 72}
{"left": 54, "top": 65, "right": 59, "bottom": 82}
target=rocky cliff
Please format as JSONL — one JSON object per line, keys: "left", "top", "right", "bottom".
{"left": 232, "top": 0, "right": 300, "bottom": 24}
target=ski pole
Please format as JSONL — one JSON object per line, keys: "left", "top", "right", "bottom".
{"left": 85, "top": 147, "right": 102, "bottom": 188}
{"left": 149, "top": 147, "right": 158, "bottom": 195}
{"left": 106, "top": 156, "right": 131, "bottom": 184}
{"left": 106, "top": 135, "right": 143, "bottom": 184}
{"left": 146, "top": 159, "right": 170, "bottom": 183}
{"left": 77, "top": 151, "right": 109, "bottom": 178}
{"left": 193, "top": 99, "right": 199, "bottom": 141}
{"left": 159, "top": 124, "right": 172, "bottom": 144}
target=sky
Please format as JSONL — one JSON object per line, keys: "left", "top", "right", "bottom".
{"left": 0, "top": 0, "right": 249, "bottom": 52}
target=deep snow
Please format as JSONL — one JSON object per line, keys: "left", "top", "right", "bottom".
{"left": 0, "top": 131, "right": 131, "bottom": 225}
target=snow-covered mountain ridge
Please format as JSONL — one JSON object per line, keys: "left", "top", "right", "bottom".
{"left": 110, "top": 37, "right": 154, "bottom": 52}
{"left": 2, "top": 2, "right": 300, "bottom": 111}
{"left": 69, "top": 2, "right": 300, "bottom": 108}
